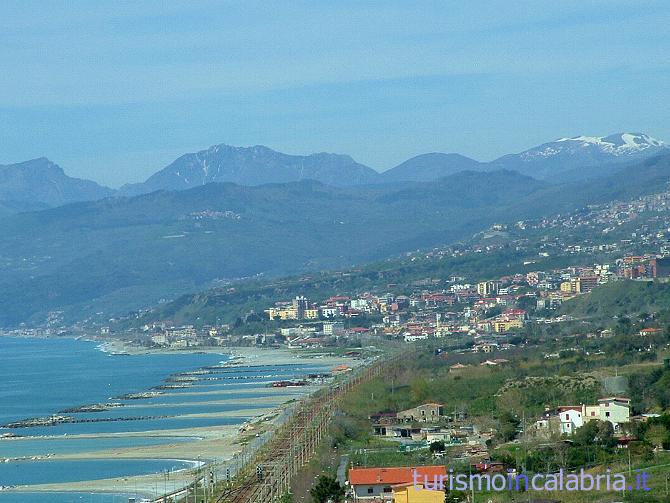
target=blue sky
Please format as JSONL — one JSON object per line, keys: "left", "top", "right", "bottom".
{"left": 1, "top": 0, "right": 669, "bottom": 187}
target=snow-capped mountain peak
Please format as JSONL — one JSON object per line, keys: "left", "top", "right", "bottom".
{"left": 553, "top": 132, "right": 665, "bottom": 156}
{"left": 491, "top": 132, "right": 668, "bottom": 181}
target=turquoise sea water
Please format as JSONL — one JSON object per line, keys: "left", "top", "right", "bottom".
{"left": 6, "top": 415, "right": 246, "bottom": 437}
{"left": 0, "top": 336, "right": 321, "bottom": 502}
{"left": 0, "top": 337, "right": 225, "bottom": 501}
{"left": 0, "top": 436, "right": 194, "bottom": 458}
{"left": 0, "top": 493, "right": 138, "bottom": 503}
{"left": 0, "top": 458, "right": 194, "bottom": 486}
{"left": 0, "top": 337, "right": 226, "bottom": 426}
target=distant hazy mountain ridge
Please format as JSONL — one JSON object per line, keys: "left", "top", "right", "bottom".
{"left": 381, "top": 153, "right": 483, "bottom": 182}
{"left": 556, "top": 133, "right": 664, "bottom": 155}
{"left": 2, "top": 132, "right": 666, "bottom": 212}
{"left": 1, "top": 151, "right": 670, "bottom": 326}
{"left": 0, "top": 157, "right": 114, "bottom": 209}
{"left": 119, "top": 144, "right": 380, "bottom": 196}
{"left": 489, "top": 132, "right": 667, "bottom": 180}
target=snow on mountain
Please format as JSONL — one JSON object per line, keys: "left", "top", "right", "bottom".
{"left": 492, "top": 132, "right": 667, "bottom": 180}
{"left": 119, "top": 144, "right": 381, "bottom": 196}
{"left": 554, "top": 132, "right": 664, "bottom": 155}
{"left": 520, "top": 133, "right": 665, "bottom": 161}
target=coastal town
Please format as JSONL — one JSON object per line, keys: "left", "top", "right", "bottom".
{"left": 5, "top": 4, "right": 670, "bottom": 502}
{"left": 7, "top": 256, "right": 667, "bottom": 502}
{"left": 92, "top": 251, "right": 670, "bottom": 351}
{"left": 3, "top": 180, "right": 670, "bottom": 502}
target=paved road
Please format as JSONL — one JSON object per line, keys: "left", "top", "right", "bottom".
{"left": 337, "top": 455, "right": 350, "bottom": 485}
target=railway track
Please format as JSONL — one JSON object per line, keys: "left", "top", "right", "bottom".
{"left": 213, "top": 352, "right": 406, "bottom": 503}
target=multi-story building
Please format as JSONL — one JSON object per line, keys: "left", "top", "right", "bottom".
{"left": 493, "top": 318, "right": 523, "bottom": 333}
{"left": 558, "top": 406, "right": 583, "bottom": 434}
{"left": 323, "top": 321, "right": 344, "bottom": 335}
{"left": 560, "top": 278, "right": 584, "bottom": 294}
{"left": 595, "top": 397, "right": 631, "bottom": 428}
{"left": 266, "top": 296, "right": 313, "bottom": 320}
{"left": 265, "top": 307, "right": 297, "bottom": 320}
{"left": 577, "top": 276, "right": 599, "bottom": 293}
{"left": 292, "top": 296, "right": 308, "bottom": 319}
{"left": 320, "top": 307, "right": 339, "bottom": 318}
{"left": 650, "top": 257, "right": 670, "bottom": 277}
{"left": 477, "top": 281, "right": 500, "bottom": 296}
{"left": 165, "top": 326, "right": 197, "bottom": 339}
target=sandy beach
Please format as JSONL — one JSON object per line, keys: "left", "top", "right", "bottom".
{"left": 2, "top": 345, "right": 360, "bottom": 499}
{"left": 98, "top": 341, "right": 356, "bottom": 367}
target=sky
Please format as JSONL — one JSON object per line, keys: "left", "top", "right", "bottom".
{"left": 1, "top": 0, "right": 669, "bottom": 188}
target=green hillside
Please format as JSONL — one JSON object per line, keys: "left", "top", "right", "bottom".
{"left": 0, "top": 171, "right": 546, "bottom": 325}
{"left": 0, "top": 153, "right": 669, "bottom": 327}
{"left": 558, "top": 279, "right": 670, "bottom": 321}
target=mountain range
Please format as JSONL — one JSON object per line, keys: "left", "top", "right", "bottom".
{"left": 118, "top": 145, "right": 379, "bottom": 195}
{"left": 0, "top": 158, "right": 114, "bottom": 214}
{"left": 119, "top": 132, "right": 666, "bottom": 191}
{"left": 489, "top": 132, "right": 667, "bottom": 180}
{"left": 1, "top": 149, "right": 670, "bottom": 327}
{"left": 0, "top": 132, "right": 666, "bottom": 213}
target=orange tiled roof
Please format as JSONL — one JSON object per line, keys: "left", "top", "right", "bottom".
{"left": 349, "top": 466, "right": 446, "bottom": 486}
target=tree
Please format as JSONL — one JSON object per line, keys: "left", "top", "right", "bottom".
{"left": 497, "top": 411, "right": 520, "bottom": 442}
{"left": 310, "top": 475, "right": 345, "bottom": 503}
{"left": 445, "top": 489, "right": 467, "bottom": 502}
{"left": 574, "top": 420, "right": 614, "bottom": 449}
{"left": 573, "top": 420, "right": 598, "bottom": 447}
{"left": 595, "top": 420, "right": 616, "bottom": 449}
{"left": 429, "top": 440, "right": 446, "bottom": 453}
{"left": 496, "top": 388, "right": 524, "bottom": 417}
{"left": 410, "top": 377, "right": 430, "bottom": 403}
{"left": 616, "top": 316, "right": 632, "bottom": 336}
{"left": 553, "top": 441, "right": 570, "bottom": 469}
{"left": 646, "top": 424, "right": 669, "bottom": 450}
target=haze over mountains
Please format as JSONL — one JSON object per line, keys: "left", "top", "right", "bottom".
{"left": 381, "top": 153, "right": 482, "bottom": 182}
{"left": 0, "top": 131, "right": 669, "bottom": 326}
{"left": 119, "top": 145, "right": 380, "bottom": 195}
{"left": 120, "top": 132, "right": 667, "bottom": 191}
{"left": 0, "top": 132, "right": 665, "bottom": 212}
{"left": 1, "top": 149, "right": 670, "bottom": 327}
{"left": 489, "top": 133, "right": 667, "bottom": 181}
{"left": 0, "top": 158, "right": 114, "bottom": 214}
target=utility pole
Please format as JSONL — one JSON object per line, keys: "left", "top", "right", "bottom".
{"left": 213, "top": 351, "right": 408, "bottom": 503}
{"left": 468, "top": 462, "right": 475, "bottom": 503}
{"left": 195, "top": 466, "right": 198, "bottom": 503}
{"left": 522, "top": 410, "right": 527, "bottom": 472}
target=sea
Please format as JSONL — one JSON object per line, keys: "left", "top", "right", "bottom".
{"left": 0, "top": 336, "right": 321, "bottom": 502}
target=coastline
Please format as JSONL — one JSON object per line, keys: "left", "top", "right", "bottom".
{"left": 1, "top": 340, "right": 360, "bottom": 499}
{"left": 96, "top": 339, "right": 355, "bottom": 367}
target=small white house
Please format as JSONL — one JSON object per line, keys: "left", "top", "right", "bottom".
{"left": 597, "top": 397, "right": 631, "bottom": 429}
{"left": 558, "top": 397, "right": 631, "bottom": 435}
{"left": 404, "top": 333, "right": 429, "bottom": 342}
{"left": 559, "top": 406, "right": 583, "bottom": 434}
